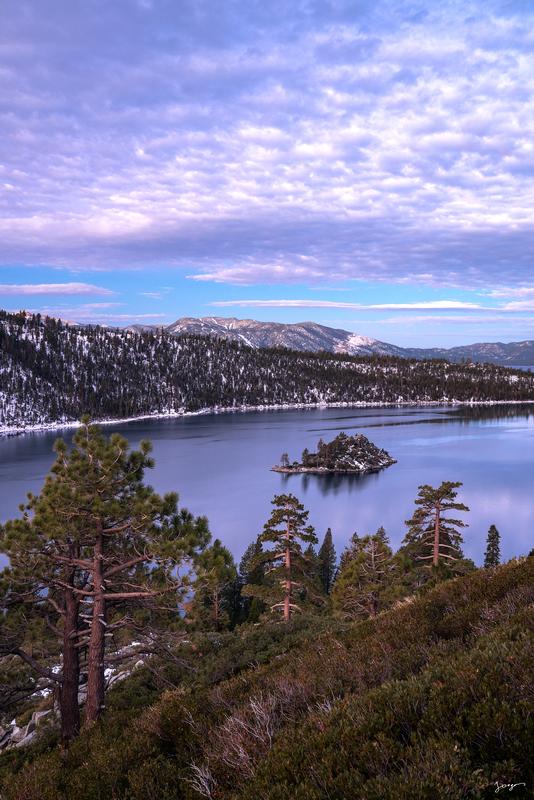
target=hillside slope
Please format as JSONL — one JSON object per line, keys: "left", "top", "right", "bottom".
{"left": 165, "top": 317, "right": 403, "bottom": 356}
{"left": 1, "top": 558, "right": 532, "bottom": 799}
{"left": 158, "top": 316, "right": 534, "bottom": 365}
{"left": 2, "top": 310, "right": 534, "bottom": 432}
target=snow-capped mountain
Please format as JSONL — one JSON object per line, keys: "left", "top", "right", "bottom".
{"left": 161, "top": 317, "right": 534, "bottom": 365}
{"left": 3, "top": 310, "right": 534, "bottom": 432}
{"left": 164, "top": 317, "right": 406, "bottom": 357}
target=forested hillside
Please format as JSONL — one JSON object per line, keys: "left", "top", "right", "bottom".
{"left": 2, "top": 558, "right": 532, "bottom": 799}
{"left": 2, "top": 310, "right": 534, "bottom": 431}
{"left": 1, "top": 424, "right": 532, "bottom": 798}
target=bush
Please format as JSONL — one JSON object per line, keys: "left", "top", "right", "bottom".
{"left": 1, "top": 558, "right": 532, "bottom": 800}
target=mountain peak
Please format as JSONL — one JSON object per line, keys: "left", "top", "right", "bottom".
{"left": 159, "top": 316, "right": 534, "bottom": 366}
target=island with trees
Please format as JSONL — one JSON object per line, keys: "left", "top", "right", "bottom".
{"left": 1, "top": 422, "right": 532, "bottom": 800}
{"left": 273, "top": 431, "right": 396, "bottom": 474}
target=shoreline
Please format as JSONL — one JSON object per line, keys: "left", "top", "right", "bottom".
{"left": 271, "top": 463, "right": 397, "bottom": 475}
{"left": 2, "top": 398, "right": 534, "bottom": 438}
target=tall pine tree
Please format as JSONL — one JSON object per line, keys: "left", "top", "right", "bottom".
{"left": 403, "top": 482, "right": 469, "bottom": 569}
{"left": 1, "top": 420, "right": 210, "bottom": 735}
{"left": 318, "top": 528, "right": 336, "bottom": 594}
{"left": 332, "top": 528, "right": 393, "bottom": 619}
{"left": 484, "top": 524, "right": 501, "bottom": 568}
{"left": 243, "top": 494, "right": 317, "bottom": 622}
{"left": 192, "top": 539, "right": 237, "bottom": 630}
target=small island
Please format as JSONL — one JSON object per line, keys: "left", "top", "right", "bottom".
{"left": 273, "top": 431, "right": 396, "bottom": 474}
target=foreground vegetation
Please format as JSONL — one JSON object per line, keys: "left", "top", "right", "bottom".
{"left": 1, "top": 423, "right": 532, "bottom": 798}
{"left": 1, "top": 558, "right": 532, "bottom": 799}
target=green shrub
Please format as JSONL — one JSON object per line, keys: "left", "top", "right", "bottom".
{"left": 1, "top": 558, "right": 532, "bottom": 800}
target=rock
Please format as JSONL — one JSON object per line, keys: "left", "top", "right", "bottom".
{"left": 273, "top": 432, "right": 396, "bottom": 475}
{"left": 13, "top": 730, "right": 37, "bottom": 749}
{"left": 0, "top": 727, "right": 14, "bottom": 750}
{"left": 25, "top": 719, "right": 36, "bottom": 734}
{"left": 32, "top": 709, "right": 52, "bottom": 726}
{"left": 0, "top": 709, "right": 56, "bottom": 752}
{"left": 9, "top": 725, "right": 25, "bottom": 744}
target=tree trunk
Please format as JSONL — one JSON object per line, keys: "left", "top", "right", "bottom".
{"left": 433, "top": 505, "right": 441, "bottom": 567}
{"left": 213, "top": 588, "right": 220, "bottom": 629}
{"left": 85, "top": 529, "right": 106, "bottom": 727}
{"left": 59, "top": 574, "right": 80, "bottom": 745}
{"left": 284, "top": 520, "right": 291, "bottom": 623}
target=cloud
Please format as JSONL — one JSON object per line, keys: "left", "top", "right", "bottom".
{"left": 486, "top": 287, "right": 534, "bottom": 298}
{"left": 1, "top": 1, "right": 534, "bottom": 292}
{"left": 501, "top": 300, "right": 534, "bottom": 311}
{"left": 7, "top": 305, "right": 169, "bottom": 324}
{"left": 139, "top": 286, "right": 174, "bottom": 300}
{"left": 210, "top": 299, "right": 486, "bottom": 310}
{"left": 360, "top": 314, "right": 534, "bottom": 325}
{"left": 0, "top": 282, "right": 114, "bottom": 296}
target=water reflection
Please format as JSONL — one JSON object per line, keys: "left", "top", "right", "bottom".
{"left": 1, "top": 405, "right": 533, "bottom": 566}
{"left": 445, "top": 404, "right": 534, "bottom": 423}
{"left": 310, "top": 403, "right": 534, "bottom": 433}
{"left": 280, "top": 470, "right": 381, "bottom": 496}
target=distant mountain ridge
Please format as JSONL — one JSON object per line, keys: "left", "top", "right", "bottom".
{"left": 127, "top": 317, "right": 534, "bottom": 366}
{"left": 3, "top": 310, "right": 534, "bottom": 433}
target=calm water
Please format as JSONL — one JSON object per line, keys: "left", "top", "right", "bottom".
{"left": 1, "top": 405, "right": 533, "bottom": 566}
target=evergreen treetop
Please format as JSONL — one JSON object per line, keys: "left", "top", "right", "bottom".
{"left": 243, "top": 494, "right": 318, "bottom": 621}
{"left": 484, "top": 524, "right": 501, "bottom": 568}
{"left": 0, "top": 420, "right": 210, "bottom": 738}
{"left": 332, "top": 528, "right": 394, "bottom": 619}
{"left": 403, "top": 481, "right": 469, "bottom": 569}
{"left": 318, "top": 528, "right": 337, "bottom": 594}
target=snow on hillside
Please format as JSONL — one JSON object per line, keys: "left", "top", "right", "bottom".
{"left": 2, "top": 310, "right": 534, "bottom": 433}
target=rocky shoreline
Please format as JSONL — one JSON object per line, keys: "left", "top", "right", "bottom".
{"left": 272, "top": 431, "right": 396, "bottom": 475}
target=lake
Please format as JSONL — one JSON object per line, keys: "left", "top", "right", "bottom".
{"left": 1, "top": 405, "right": 533, "bottom": 567}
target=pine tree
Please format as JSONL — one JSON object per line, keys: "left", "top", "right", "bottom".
{"left": 403, "top": 481, "right": 469, "bottom": 569}
{"left": 332, "top": 528, "right": 393, "bottom": 619}
{"left": 484, "top": 524, "right": 501, "bottom": 568}
{"left": 238, "top": 537, "right": 265, "bottom": 622}
{"left": 1, "top": 420, "right": 210, "bottom": 735}
{"left": 337, "top": 531, "right": 360, "bottom": 574}
{"left": 243, "top": 494, "right": 317, "bottom": 622}
{"left": 0, "top": 566, "right": 77, "bottom": 744}
{"left": 304, "top": 543, "right": 319, "bottom": 574}
{"left": 192, "top": 539, "right": 237, "bottom": 630}
{"left": 318, "top": 528, "right": 336, "bottom": 594}
{"left": 302, "top": 543, "right": 326, "bottom": 603}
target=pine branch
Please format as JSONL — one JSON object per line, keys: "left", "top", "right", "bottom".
{"left": 12, "top": 648, "right": 61, "bottom": 684}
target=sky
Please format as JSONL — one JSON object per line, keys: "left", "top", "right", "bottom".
{"left": 1, "top": 0, "right": 534, "bottom": 347}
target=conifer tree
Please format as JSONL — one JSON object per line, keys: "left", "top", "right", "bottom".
{"left": 332, "top": 528, "right": 393, "bottom": 619}
{"left": 238, "top": 537, "right": 265, "bottom": 622}
{"left": 302, "top": 543, "right": 325, "bottom": 603}
{"left": 403, "top": 481, "right": 469, "bottom": 569}
{"left": 192, "top": 539, "right": 237, "bottom": 630}
{"left": 0, "top": 572, "right": 75, "bottom": 742}
{"left": 1, "top": 420, "right": 209, "bottom": 735}
{"left": 484, "top": 524, "right": 501, "bottom": 568}
{"left": 318, "top": 528, "right": 337, "bottom": 594}
{"left": 337, "top": 531, "right": 360, "bottom": 574}
{"left": 243, "top": 494, "right": 317, "bottom": 622}
{"left": 303, "top": 542, "right": 319, "bottom": 571}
